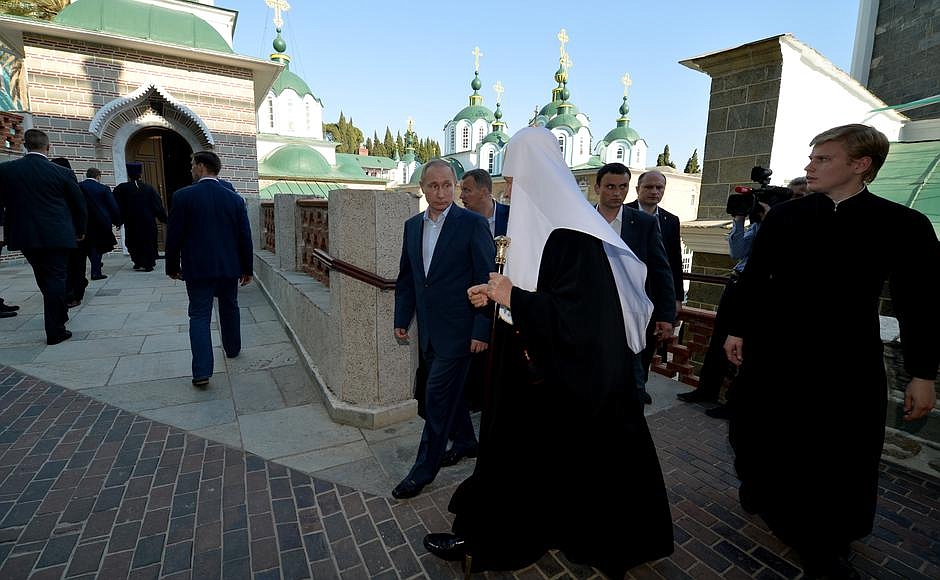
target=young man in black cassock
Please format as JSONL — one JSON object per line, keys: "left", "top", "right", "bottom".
{"left": 724, "top": 124, "right": 939, "bottom": 579}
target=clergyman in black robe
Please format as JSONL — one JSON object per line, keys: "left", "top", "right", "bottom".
{"left": 113, "top": 162, "right": 167, "bottom": 271}
{"left": 724, "top": 124, "right": 940, "bottom": 578}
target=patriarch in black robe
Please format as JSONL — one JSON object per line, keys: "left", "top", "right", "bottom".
{"left": 724, "top": 124, "right": 940, "bottom": 579}
{"left": 424, "top": 127, "right": 674, "bottom": 578}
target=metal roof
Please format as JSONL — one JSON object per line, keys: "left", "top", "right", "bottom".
{"left": 259, "top": 181, "right": 344, "bottom": 199}
{"left": 871, "top": 140, "right": 940, "bottom": 237}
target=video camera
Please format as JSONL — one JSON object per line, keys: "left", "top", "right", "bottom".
{"left": 726, "top": 166, "right": 794, "bottom": 216}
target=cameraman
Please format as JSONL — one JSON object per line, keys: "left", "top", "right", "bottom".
{"left": 676, "top": 198, "right": 768, "bottom": 410}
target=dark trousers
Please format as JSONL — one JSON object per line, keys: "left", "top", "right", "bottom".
{"left": 88, "top": 246, "right": 103, "bottom": 277}
{"left": 698, "top": 278, "right": 739, "bottom": 399}
{"left": 65, "top": 247, "right": 88, "bottom": 303}
{"left": 185, "top": 278, "right": 241, "bottom": 380}
{"left": 22, "top": 248, "right": 69, "bottom": 340}
{"left": 408, "top": 349, "right": 476, "bottom": 485}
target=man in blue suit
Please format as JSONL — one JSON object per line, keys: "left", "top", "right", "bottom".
{"left": 0, "top": 129, "right": 86, "bottom": 344}
{"left": 596, "top": 163, "right": 676, "bottom": 404}
{"left": 79, "top": 167, "right": 122, "bottom": 280}
{"left": 393, "top": 159, "right": 495, "bottom": 499}
{"left": 165, "top": 151, "right": 253, "bottom": 387}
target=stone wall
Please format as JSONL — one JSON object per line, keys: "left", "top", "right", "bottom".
{"left": 867, "top": 0, "right": 940, "bottom": 121}
{"left": 22, "top": 33, "right": 259, "bottom": 192}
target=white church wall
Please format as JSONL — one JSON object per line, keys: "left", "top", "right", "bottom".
{"left": 632, "top": 139, "right": 647, "bottom": 168}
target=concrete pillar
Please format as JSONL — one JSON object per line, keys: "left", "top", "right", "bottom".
{"left": 273, "top": 193, "right": 298, "bottom": 271}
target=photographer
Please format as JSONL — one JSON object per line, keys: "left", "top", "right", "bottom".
{"left": 676, "top": 198, "right": 767, "bottom": 410}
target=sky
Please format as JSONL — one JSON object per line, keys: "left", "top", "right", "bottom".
{"left": 222, "top": 0, "right": 861, "bottom": 168}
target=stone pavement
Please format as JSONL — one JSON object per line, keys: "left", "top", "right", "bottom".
{"left": 0, "top": 255, "right": 938, "bottom": 579}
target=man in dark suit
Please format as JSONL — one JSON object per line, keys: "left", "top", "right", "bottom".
{"left": 393, "top": 159, "right": 495, "bottom": 499}
{"left": 460, "top": 168, "right": 509, "bottom": 237}
{"left": 627, "top": 169, "right": 684, "bottom": 382}
{"left": 0, "top": 129, "right": 86, "bottom": 344}
{"left": 80, "top": 167, "right": 122, "bottom": 280}
{"left": 596, "top": 163, "right": 676, "bottom": 404}
{"left": 0, "top": 206, "right": 20, "bottom": 318}
{"left": 165, "top": 151, "right": 253, "bottom": 387}
{"left": 114, "top": 162, "right": 166, "bottom": 272}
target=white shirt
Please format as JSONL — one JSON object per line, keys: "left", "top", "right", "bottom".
{"left": 422, "top": 203, "right": 452, "bottom": 275}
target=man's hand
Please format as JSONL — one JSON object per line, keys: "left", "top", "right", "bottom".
{"left": 394, "top": 328, "right": 409, "bottom": 343}
{"left": 904, "top": 377, "right": 936, "bottom": 421}
{"left": 486, "top": 272, "right": 513, "bottom": 307}
{"left": 724, "top": 335, "right": 744, "bottom": 366}
{"left": 467, "top": 283, "right": 489, "bottom": 307}
{"left": 240, "top": 274, "right": 252, "bottom": 287}
{"left": 470, "top": 339, "right": 488, "bottom": 353}
{"left": 654, "top": 321, "right": 674, "bottom": 344}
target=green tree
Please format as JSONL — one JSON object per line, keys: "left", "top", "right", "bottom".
{"left": 395, "top": 131, "right": 404, "bottom": 158}
{"left": 382, "top": 127, "right": 395, "bottom": 157}
{"left": 370, "top": 131, "right": 387, "bottom": 157}
{"left": 322, "top": 111, "right": 363, "bottom": 154}
{"left": 0, "top": 0, "right": 69, "bottom": 19}
{"left": 684, "top": 148, "right": 700, "bottom": 174}
{"left": 656, "top": 144, "right": 676, "bottom": 169}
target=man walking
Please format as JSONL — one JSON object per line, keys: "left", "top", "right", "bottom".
{"left": 79, "top": 167, "right": 121, "bottom": 280}
{"left": 392, "top": 159, "right": 495, "bottom": 499}
{"left": 0, "top": 129, "right": 86, "bottom": 344}
{"left": 165, "top": 151, "right": 252, "bottom": 387}
{"left": 114, "top": 162, "right": 166, "bottom": 271}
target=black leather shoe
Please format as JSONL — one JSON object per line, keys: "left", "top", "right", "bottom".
{"left": 440, "top": 445, "right": 479, "bottom": 467}
{"left": 192, "top": 377, "right": 210, "bottom": 388}
{"left": 0, "top": 310, "right": 16, "bottom": 318}
{"left": 424, "top": 533, "right": 469, "bottom": 561}
{"left": 47, "top": 330, "right": 72, "bottom": 345}
{"left": 391, "top": 478, "right": 424, "bottom": 500}
{"left": 705, "top": 404, "right": 733, "bottom": 420}
{"left": 0, "top": 302, "right": 19, "bottom": 312}
{"left": 642, "top": 391, "right": 653, "bottom": 405}
{"left": 677, "top": 389, "right": 718, "bottom": 403}
{"left": 90, "top": 274, "right": 107, "bottom": 280}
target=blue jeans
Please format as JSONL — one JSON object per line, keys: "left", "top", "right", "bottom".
{"left": 185, "top": 278, "right": 241, "bottom": 380}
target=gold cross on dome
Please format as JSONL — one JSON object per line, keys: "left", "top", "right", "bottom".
{"left": 265, "top": 0, "right": 291, "bottom": 29}
{"left": 493, "top": 80, "right": 504, "bottom": 104}
{"left": 471, "top": 46, "right": 483, "bottom": 71}
{"left": 561, "top": 53, "right": 573, "bottom": 73}
{"left": 557, "top": 28, "right": 569, "bottom": 57}
{"left": 621, "top": 73, "right": 632, "bottom": 97}
{"left": 407, "top": 117, "right": 414, "bottom": 133}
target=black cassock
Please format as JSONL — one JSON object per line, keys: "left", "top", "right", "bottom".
{"left": 726, "top": 190, "right": 940, "bottom": 555}
{"left": 448, "top": 228, "right": 674, "bottom": 578}
{"left": 113, "top": 179, "right": 167, "bottom": 269}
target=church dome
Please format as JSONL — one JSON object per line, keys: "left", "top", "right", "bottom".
{"left": 546, "top": 113, "right": 583, "bottom": 131}
{"left": 452, "top": 104, "right": 495, "bottom": 124}
{"left": 481, "top": 130, "right": 510, "bottom": 146}
{"left": 603, "top": 125, "right": 640, "bottom": 145}
{"left": 271, "top": 69, "right": 319, "bottom": 102}
{"left": 260, "top": 144, "right": 331, "bottom": 178}
{"left": 55, "top": 0, "right": 233, "bottom": 53}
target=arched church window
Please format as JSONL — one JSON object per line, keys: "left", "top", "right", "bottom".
{"left": 579, "top": 137, "right": 584, "bottom": 156}
{"left": 557, "top": 134, "right": 566, "bottom": 155}
{"left": 461, "top": 126, "right": 470, "bottom": 151}
{"left": 267, "top": 96, "right": 275, "bottom": 129}
{"left": 286, "top": 99, "right": 294, "bottom": 131}
{"left": 615, "top": 146, "right": 625, "bottom": 161}
{"left": 477, "top": 126, "right": 485, "bottom": 144}
{"left": 449, "top": 128, "right": 456, "bottom": 153}
{"left": 305, "top": 102, "right": 312, "bottom": 131}
{"left": 487, "top": 150, "right": 495, "bottom": 173}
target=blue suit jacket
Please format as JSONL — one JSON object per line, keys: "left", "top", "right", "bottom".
{"left": 627, "top": 200, "right": 683, "bottom": 303}
{"left": 394, "top": 204, "right": 495, "bottom": 359}
{"left": 618, "top": 205, "right": 677, "bottom": 323}
{"left": 164, "top": 178, "right": 253, "bottom": 280}
{"left": 494, "top": 201, "right": 509, "bottom": 237}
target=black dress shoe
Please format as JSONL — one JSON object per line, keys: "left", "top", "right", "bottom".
{"left": 0, "top": 310, "right": 16, "bottom": 318}
{"left": 391, "top": 478, "right": 424, "bottom": 500}
{"left": 440, "top": 445, "right": 479, "bottom": 467}
{"left": 642, "top": 391, "right": 653, "bottom": 405}
{"left": 192, "top": 377, "right": 210, "bottom": 387}
{"left": 47, "top": 330, "right": 73, "bottom": 345}
{"left": 677, "top": 389, "right": 718, "bottom": 403}
{"left": 424, "top": 533, "right": 469, "bottom": 561}
{"left": 0, "top": 302, "right": 19, "bottom": 312}
{"left": 705, "top": 404, "right": 733, "bottom": 420}
{"left": 90, "top": 274, "right": 107, "bottom": 280}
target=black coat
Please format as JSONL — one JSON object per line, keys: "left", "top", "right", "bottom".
{"left": 79, "top": 178, "right": 120, "bottom": 254}
{"left": 0, "top": 153, "right": 86, "bottom": 250}
{"left": 627, "top": 200, "right": 684, "bottom": 302}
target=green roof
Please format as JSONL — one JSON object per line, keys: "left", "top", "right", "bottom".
{"left": 602, "top": 123, "right": 640, "bottom": 145}
{"left": 345, "top": 153, "right": 397, "bottom": 170}
{"left": 546, "top": 113, "right": 583, "bottom": 131}
{"left": 259, "top": 144, "right": 384, "bottom": 182}
{"left": 871, "top": 140, "right": 940, "bottom": 237}
{"left": 452, "top": 104, "right": 495, "bottom": 124}
{"left": 54, "top": 0, "right": 232, "bottom": 53}
{"left": 259, "top": 181, "right": 345, "bottom": 199}
{"left": 271, "top": 68, "right": 321, "bottom": 103}
{"left": 481, "top": 130, "right": 510, "bottom": 147}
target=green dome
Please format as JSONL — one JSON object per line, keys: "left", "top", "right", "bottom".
{"left": 409, "top": 164, "right": 424, "bottom": 185}
{"left": 546, "top": 113, "right": 583, "bottom": 131}
{"left": 481, "top": 130, "right": 510, "bottom": 147}
{"left": 603, "top": 124, "right": 640, "bottom": 145}
{"left": 55, "top": 0, "right": 232, "bottom": 53}
{"left": 260, "top": 145, "right": 331, "bottom": 178}
{"left": 452, "top": 104, "right": 495, "bottom": 124}
{"left": 271, "top": 69, "right": 318, "bottom": 101}
{"left": 538, "top": 99, "right": 580, "bottom": 119}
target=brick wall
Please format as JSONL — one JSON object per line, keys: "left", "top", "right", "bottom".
{"left": 22, "top": 34, "right": 260, "bottom": 193}
{"left": 867, "top": 0, "right": 940, "bottom": 121}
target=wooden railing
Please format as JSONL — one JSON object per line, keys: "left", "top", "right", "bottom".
{"left": 261, "top": 202, "right": 275, "bottom": 252}
{"left": 298, "top": 199, "right": 329, "bottom": 286}
{"left": 311, "top": 249, "right": 396, "bottom": 291}
{"left": 651, "top": 273, "right": 727, "bottom": 387}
